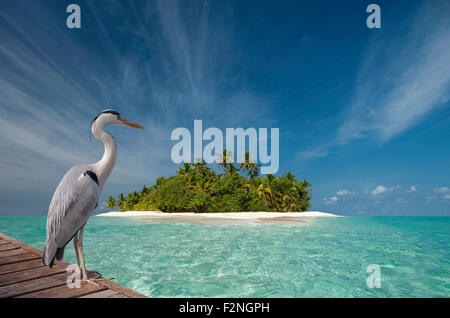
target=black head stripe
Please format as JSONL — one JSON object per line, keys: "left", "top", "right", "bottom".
{"left": 84, "top": 170, "right": 99, "bottom": 186}
{"left": 102, "top": 110, "right": 120, "bottom": 116}
{"left": 92, "top": 110, "right": 121, "bottom": 124}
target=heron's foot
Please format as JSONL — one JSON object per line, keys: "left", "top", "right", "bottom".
{"left": 85, "top": 276, "right": 114, "bottom": 287}
{"left": 87, "top": 270, "right": 102, "bottom": 279}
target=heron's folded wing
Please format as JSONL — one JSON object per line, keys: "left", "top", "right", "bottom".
{"left": 46, "top": 168, "right": 99, "bottom": 248}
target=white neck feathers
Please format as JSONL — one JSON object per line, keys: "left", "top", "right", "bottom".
{"left": 91, "top": 121, "right": 117, "bottom": 192}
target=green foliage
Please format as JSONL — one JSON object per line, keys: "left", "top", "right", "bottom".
{"left": 106, "top": 151, "right": 311, "bottom": 213}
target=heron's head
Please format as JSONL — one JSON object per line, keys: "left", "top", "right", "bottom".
{"left": 92, "top": 109, "right": 144, "bottom": 130}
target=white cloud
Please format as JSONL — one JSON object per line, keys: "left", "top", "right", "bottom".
{"left": 371, "top": 185, "right": 393, "bottom": 196}
{"left": 406, "top": 185, "right": 417, "bottom": 193}
{"left": 323, "top": 189, "right": 350, "bottom": 205}
{"left": 435, "top": 188, "right": 450, "bottom": 200}
{"left": 339, "top": 2, "right": 450, "bottom": 144}
{"left": 0, "top": 1, "right": 274, "bottom": 215}
{"left": 298, "top": 2, "right": 450, "bottom": 163}
{"left": 434, "top": 187, "right": 450, "bottom": 193}
{"left": 324, "top": 196, "right": 338, "bottom": 204}
{"left": 296, "top": 149, "right": 328, "bottom": 161}
{"left": 336, "top": 189, "right": 349, "bottom": 196}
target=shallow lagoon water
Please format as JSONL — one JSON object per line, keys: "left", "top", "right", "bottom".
{"left": 0, "top": 216, "right": 448, "bottom": 297}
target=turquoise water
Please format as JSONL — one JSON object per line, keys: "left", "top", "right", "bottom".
{"left": 0, "top": 216, "right": 449, "bottom": 297}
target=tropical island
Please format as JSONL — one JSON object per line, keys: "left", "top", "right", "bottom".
{"left": 105, "top": 151, "right": 312, "bottom": 213}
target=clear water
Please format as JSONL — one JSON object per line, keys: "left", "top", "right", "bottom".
{"left": 0, "top": 216, "right": 449, "bottom": 297}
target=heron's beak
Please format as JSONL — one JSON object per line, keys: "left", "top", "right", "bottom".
{"left": 122, "top": 119, "right": 144, "bottom": 129}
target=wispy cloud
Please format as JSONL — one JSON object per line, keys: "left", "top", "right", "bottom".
{"left": 0, "top": 0, "right": 273, "bottom": 214}
{"left": 323, "top": 189, "right": 350, "bottom": 204}
{"left": 324, "top": 196, "right": 338, "bottom": 204}
{"left": 296, "top": 149, "right": 328, "bottom": 161}
{"left": 338, "top": 1, "right": 450, "bottom": 144}
{"left": 371, "top": 185, "right": 393, "bottom": 196}
{"left": 336, "top": 189, "right": 349, "bottom": 196}
{"left": 406, "top": 185, "right": 417, "bottom": 193}
{"left": 434, "top": 186, "right": 450, "bottom": 200}
{"left": 298, "top": 1, "right": 450, "bottom": 163}
{"left": 434, "top": 187, "right": 450, "bottom": 194}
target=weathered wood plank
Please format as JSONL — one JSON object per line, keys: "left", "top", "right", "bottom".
{"left": 0, "top": 233, "right": 71, "bottom": 268}
{"left": 0, "top": 232, "right": 148, "bottom": 298}
{"left": 0, "top": 244, "right": 19, "bottom": 252}
{"left": 0, "top": 272, "right": 68, "bottom": 298}
{"left": 0, "top": 266, "right": 66, "bottom": 287}
{"left": 0, "top": 234, "right": 44, "bottom": 256}
{"left": 79, "top": 289, "right": 127, "bottom": 298}
{"left": 96, "top": 279, "right": 147, "bottom": 298}
{"left": 0, "top": 259, "right": 46, "bottom": 275}
{"left": 16, "top": 281, "right": 107, "bottom": 298}
{"left": 0, "top": 253, "right": 39, "bottom": 266}
{"left": 0, "top": 239, "right": 10, "bottom": 245}
{"left": 0, "top": 248, "right": 29, "bottom": 258}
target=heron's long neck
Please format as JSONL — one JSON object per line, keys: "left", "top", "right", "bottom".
{"left": 92, "top": 125, "right": 116, "bottom": 192}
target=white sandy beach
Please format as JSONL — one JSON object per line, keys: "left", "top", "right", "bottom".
{"left": 96, "top": 211, "right": 340, "bottom": 225}
{"left": 97, "top": 211, "right": 338, "bottom": 218}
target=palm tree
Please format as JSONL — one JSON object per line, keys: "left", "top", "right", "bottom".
{"left": 227, "top": 164, "right": 239, "bottom": 176}
{"left": 194, "top": 160, "right": 207, "bottom": 173}
{"left": 285, "top": 171, "right": 295, "bottom": 181}
{"left": 118, "top": 193, "right": 125, "bottom": 211}
{"left": 240, "top": 152, "right": 251, "bottom": 173}
{"left": 177, "top": 163, "right": 193, "bottom": 177}
{"left": 257, "top": 174, "right": 280, "bottom": 211}
{"left": 248, "top": 162, "right": 261, "bottom": 179}
{"left": 218, "top": 149, "right": 232, "bottom": 172}
{"left": 105, "top": 196, "right": 117, "bottom": 210}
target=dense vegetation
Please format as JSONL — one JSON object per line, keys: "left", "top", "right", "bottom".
{"left": 106, "top": 151, "right": 311, "bottom": 213}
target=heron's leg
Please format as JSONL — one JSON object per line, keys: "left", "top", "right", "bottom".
{"left": 73, "top": 232, "right": 80, "bottom": 268}
{"left": 77, "top": 227, "right": 88, "bottom": 281}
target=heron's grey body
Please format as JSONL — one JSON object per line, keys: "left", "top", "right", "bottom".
{"left": 42, "top": 110, "right": 143, "bottom": 279}
{"left": 43, "top": 164, "right": 99, "bottom": 267}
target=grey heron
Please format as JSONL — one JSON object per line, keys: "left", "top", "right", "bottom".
{"left": 42, "top": 109, "right": 144, "bottom": 280}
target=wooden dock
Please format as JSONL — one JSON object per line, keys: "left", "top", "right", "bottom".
{"left": 0, "top": 232, "right": 147, "bottom": 298}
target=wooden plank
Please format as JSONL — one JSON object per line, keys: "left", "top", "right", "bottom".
{"left": 0, "top": 244, "right": 19, "bottom": 252}
{"left": 0, "top": 266, "right": 66, "bottom": 287}
{"left": 0, "top": 233, "right": 45, "bottom": 256}
{"left": 16, "top": 281, "right": 107, "bottom": 298}
{"left": 0, "top": 233, "right": 72, "bottom": 268}
{"left": 0, "top": 272, "right": 68, "bottom": 298}
{"left": 0, "top": 248, "right": 29, "bottom": 258}
{"left": 79, "top": 289, "right": 127, "bottom": 298}
{"left": 0, "top": 232, "right": 148, "bottom": 298}
{"left": 0, "top": 259, "right": 46, "bottom": 275}
{"left": 0, "top": 252, "right": 39, "bottom": 266}
{"left": 96, "top": 279, "right": 147, "bottom": 298}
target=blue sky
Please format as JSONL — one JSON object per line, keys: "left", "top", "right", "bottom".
{"left": 0, "top": 0, "right": 449, "bottom": 216}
